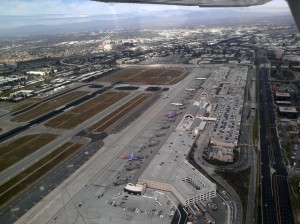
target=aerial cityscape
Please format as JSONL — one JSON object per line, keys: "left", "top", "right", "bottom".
{"left": 0, "top": 0, "right": 299, "bottom": 224}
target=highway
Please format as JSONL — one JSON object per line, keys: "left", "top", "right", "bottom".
{"left": 258, "top": 67, "right": 294, "bottom": 224}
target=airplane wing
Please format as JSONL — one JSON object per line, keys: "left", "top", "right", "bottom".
{"left": 95, "top": 0, "right": 272, "bottom": 7}
{"left": 287, "top": 0, "right": 300, "bottom": 30}
{"left": 93, "top": 0, "right": 300, "bottom": 30}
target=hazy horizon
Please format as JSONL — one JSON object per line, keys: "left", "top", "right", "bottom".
{"left": 0, "top": 0, "right": 293, "bottom": 37}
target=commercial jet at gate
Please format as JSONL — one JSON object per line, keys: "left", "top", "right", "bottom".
{"left": 93, "top": 0, "right": 300, "bottom": 31}
{"left": 171, "top": 102, "right": 183, "bottom": 106}
{"left": 185, "top": 87, "right": 197, "bottom": 92}
{"left": 122, "top": 152, "right": 142, "bottom": 161}
{"left": 163, "top": 112, "right": 177, "bottom": 118}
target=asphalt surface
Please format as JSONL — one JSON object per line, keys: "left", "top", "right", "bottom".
{"left": 0, "top": 142, "right": 102, "bottom": 224}
{"left": 0, "top": 89, "right": 139, "bottom": 186}
{"left": 258, "top": 67, "right": 294, "bottom": 224}
{"left": 14, "top": 66, "right": 205, "bottom": 224}
{"left": 170, "top": 204, "right": 188, "bottom": 224}
{"left": 192, "top": 144, "right": 243, "bottom": 224}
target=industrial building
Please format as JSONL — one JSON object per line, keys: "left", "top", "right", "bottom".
{"left": 278, "top": 106, "right": 298, "bottom": 119}
{"left": 275, "top": 101, "right": 292, "bottom": 106}
{"left": 207, "top": 146, "right": 234, "bottom": 163}
{"left": 275, "top": 92, "right": 291, "bottom": 101}
{"left": 0, "top": 76, "right": 27, "bottom": 87}
{"left": 27, "top": 71, "right": 47, "bottom": 76}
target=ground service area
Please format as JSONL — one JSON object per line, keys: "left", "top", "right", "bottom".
{"left": 0, "top": 65, "right": 253, "bottom": 224}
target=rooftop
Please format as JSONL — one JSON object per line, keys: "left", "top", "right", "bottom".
{"left": 139, "top": 131, "right": 216, "bottom": 199}
{"left": 275, "top": 92, "right": 291, "bottom": 97}
{"left": 279, "top": 106, "right": 297, "bottom": 113}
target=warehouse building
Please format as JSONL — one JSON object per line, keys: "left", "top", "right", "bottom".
{"left": 207, "top": 146, "right": 234, "bottom": 163}
{"left": 275, "top": 92, "right": 291, "bottom": 101}
{"left": 278, "top": 106, "right": 298, "bottom": 119}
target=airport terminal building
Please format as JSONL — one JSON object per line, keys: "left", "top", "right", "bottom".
{"left": 138, "top": 66, "right": 249, "bottom": 206}
{"left": 138, "top": 131, "right": 216, "bottom": 206}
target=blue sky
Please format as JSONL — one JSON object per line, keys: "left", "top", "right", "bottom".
{"left": 0, "top": 0, "right": 289, "bottom": 16}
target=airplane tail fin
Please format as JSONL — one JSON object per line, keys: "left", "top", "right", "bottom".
{"left": 122, "top": 153, "right": 126, "bottom": 158}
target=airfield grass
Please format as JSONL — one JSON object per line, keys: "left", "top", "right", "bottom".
{"left": 88, "top": 93, "right": 151, "bottom": 133}
{"left": 0, "top": 134, "right": 57, "bottom": 172}
{"left": 99, "top": 67, "right": 189, "bottom": 85}
{"left": 280, "top": 141, "right": 293, "bottom": 167}
{"left": 45, "top": 92, "right": 129, "bottom": 129}
{"left": 216, "top": 168, "right": 251, "bottom": 223}
{"left": 11, "top": 91, "right": 88, "bottom": 122}
{"left": 0, "top": 142, "right": 83, "bottom": 208}
{"left": 12, "top": 98, "right": 39, "bottom": 111}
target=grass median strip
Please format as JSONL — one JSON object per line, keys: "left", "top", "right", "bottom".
{"left": 99, "top": 67, "right": 188, "bottom": 85}
{"left": 12, "top": 98, "right": 39, "bottom": 112}
{"left": 0, "top": 142, "right": 83, "bottom": 208}
{"left": 87, "top": 93, "right": 151, "bottom": 133}
{"left": 0, "top": 134, "right": 58, "bottom": 172}
{"left": 45, "top": 91, "right": 129, "bottom": 129}
{"left": 11, "top": 91, "right": 89, "bottom": 122}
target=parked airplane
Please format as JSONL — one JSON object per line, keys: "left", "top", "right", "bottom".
{"left": 185, "top": 87, "right": 197, "bottom": 92}
{"left": 163, "top": 94, "right": 168, "bottom": 99}
{"left": 196, "top": 77, "right": 207, "bottom": 80}
{"left": 163, "top": 112, "right": 177, "bottom": 118}
{"left": 171, "top": 102, "right": 183, "bottom": 106}
{"left": 122, "top": 152, "right": 142, "bottom": 161}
